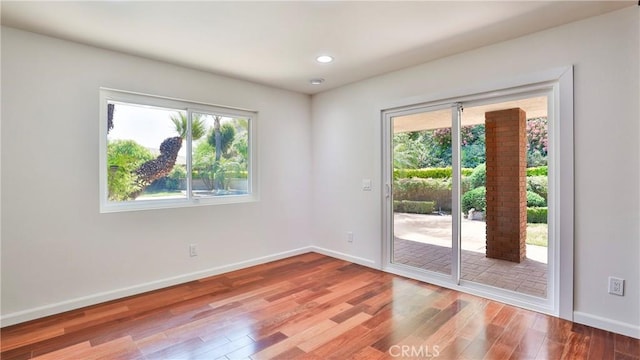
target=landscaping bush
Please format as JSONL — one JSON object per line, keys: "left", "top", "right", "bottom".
{"left": 526, "top": 166, "right": 548, "bottom": 176}
{"left": 527, "top": 176, "right": 548, "bottom": 200}
{"left": 394, "top": 200, "right": 436, "bottom": 214}
{"left": 527, "top": 207, "right": 548, "bottom": 224}
{"left": 394, "top": 167, "right": 473, "bottom": 180}
{"left": 527, "top": 191, "right": 547, "bottom": 207}
{"left": 469, "top": 163, "right": 486, "bottom": 189}
{"left": 462, "top": 186, "right": 486, "bottom": 213}
{"left": 461, "top": 176, "right": 472, "bottom": 194}
{"left": 394, "top": 178, "right": 452, "bottom": 211}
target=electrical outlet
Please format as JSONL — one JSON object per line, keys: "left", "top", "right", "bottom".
{"left": 189, "top": 244, "right": 198, "bottom": 257}
{"left": 347, "top": 231, "right": 354, "bottom": 243}
{"left": 608, "top": 277, "right": 624, "bottom": 296}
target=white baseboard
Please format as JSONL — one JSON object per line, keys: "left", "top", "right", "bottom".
{"left": 1, "top": 247, "right": 313, "bottom": 327}
{"left": 309, "top": 246, "right": 378, "bottom": 268}
{"left": 574, "top": 311, "right": 640, "bottom": 339}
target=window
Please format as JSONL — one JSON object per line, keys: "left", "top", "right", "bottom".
{"left": 99, "top": 89, "right": 258, "bottom": 212}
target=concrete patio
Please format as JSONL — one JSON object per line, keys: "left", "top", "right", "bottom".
{"left": 393, "top": 213, "right": 548, "bottom": 298}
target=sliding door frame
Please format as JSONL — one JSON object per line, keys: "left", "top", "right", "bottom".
{"left": 380, "top": 67, "right": 574, "bottom": 320}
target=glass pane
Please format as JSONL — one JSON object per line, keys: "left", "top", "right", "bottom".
{"left": 107, "top": 101, "right": 187, "bottom": 202}
{"left": 392, "top": 108, "right": 452, "bottom": 275}
{"left": 460, "top": 96, "right": 548, "bottom": 298}
{"left": 191, "top": 113, "right": 249, "bottom": 198}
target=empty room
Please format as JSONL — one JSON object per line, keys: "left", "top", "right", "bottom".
{"left": 1, "top": 1, "right": 639, "bottom": 359}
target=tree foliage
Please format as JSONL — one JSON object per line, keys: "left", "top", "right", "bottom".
{"left": 526, "top": 117, "right": 548, "bottom": 167}
{"left": 107, "top": 140, "right": 153, "bottom": 201}
{"left": 394, "top": 117, "right": 548, "bottom": 169}
{"left": 193, "top": 118, "right": 248, "bottom": 191}
{"left": 170, "top": 113, "right": 206, "bottom": 140}
{"left": 126, "top": 113, "right": 207, "bottom": 199}
{"left": 394, "top": 124, "right": 486, "bottom": 170}
{"left": 207, "top": 122, "right": 236, "bottom": 159}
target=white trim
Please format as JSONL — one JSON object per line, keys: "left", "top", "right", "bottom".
{"left": 381, "top": 110, "right": 393, "bottom": 270}
{"left": 556, "top": 67, "right": 574, "bottom": 321}
{"left": 574, "top": 311, "right": 640, "bottom": 339}
{"left": 0, "top": 247, "right": 312, "bottom": 327}
{"left": 452, "top": 103, "right": 461, "bottom": 285}
{"left": 379, "top": 66, "right": 570, "bottom": 112}
{"left": 309, "top": 246, "right": 377, "bottom": 268}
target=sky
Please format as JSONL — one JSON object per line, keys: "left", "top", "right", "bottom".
{"left": 108, "top": 102, "right": 186, "bottom": 156}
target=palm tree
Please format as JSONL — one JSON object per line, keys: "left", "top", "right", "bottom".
{"left": 170, "top": 113, "right": 206, "bottom": 140}
{"left": 207, "top": 116, "right": 237, "bottom": 190}
{"left": 127, "top": 113, "right": 205, "bottom": 199}
{"left": 207, "top": 119, "right": 236, "bottom": 160}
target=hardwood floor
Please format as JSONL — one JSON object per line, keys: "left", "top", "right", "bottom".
{"left": 1, "top": 253, "right": 638, "bottom": 359}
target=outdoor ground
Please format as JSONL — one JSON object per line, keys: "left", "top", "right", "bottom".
{"left": 393, "top": 213, "right": 547, "bottom": 263}
{"left": 393, "top": 213, "right": 548, "bottom": 297}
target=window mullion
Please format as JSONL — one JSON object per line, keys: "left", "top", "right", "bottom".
{"left": 186, "top": 109, "right": 193, "bottom": 200}
{"left": 452, "top": 103, "right": 462, "bottom": 285}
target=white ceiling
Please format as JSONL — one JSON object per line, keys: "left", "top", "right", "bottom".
{"left": 1, "top": 1, "right": 635, "bottom": 95}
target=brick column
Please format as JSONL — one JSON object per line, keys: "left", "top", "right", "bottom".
{"left": 485, "top": 108, "right": 527, "bottom": 263}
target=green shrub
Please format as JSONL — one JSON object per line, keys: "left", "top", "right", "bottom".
{"left": 393, "top": 178, "right": 452, "bottom": 211}
{"left": 394, "top": 167, "right": 473, "bottom": 180}
{"left": 527, "top": 207, "right": 548, "bottom": 224}
{"left": 527, "top": 176, "right": 548, "bottom": 200}
{"left": 394, "top": 200, "right": 436, "bottom": 214}
{"left": 526, "top": 166, "right": 548, "bottom": 176}
{"left": 462, "top": 186, "right": 486, "bottom": 212}
{"left": 107, "top": 140, "right": 154, "bottom": 201}
{"left": 461, "top": 176, "right": 472, "bottom": 194}
{"left": 527, "top": 191, "right": 547, "bottom": 207}
{"left": 469, "top": 163, "right": 486, "bottom": 189}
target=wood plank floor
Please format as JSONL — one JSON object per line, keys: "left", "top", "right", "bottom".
{"left": 1, "top": 253, "right": 638, "bottom": 359}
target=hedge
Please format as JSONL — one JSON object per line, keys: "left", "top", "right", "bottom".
{"left": 527, "top": 191, "right": 547, "bottom": 207}
{"left": 394, "top": 200, "right": 436, "bottom": 214}
{"left": 394, "top": 167, "right": 473, "bottom": 180}
{"left": 527, "top": 176, "right": 548, "bottom": 200}
{"left": 396, "top": 166, "right": 546, "bottom": 179}
{"left": 526, "top": 166, "right": 548, "bottom": 176}
{"left": 527, "top": 207, "right": 548, "bottom": 224}
{"left": 394, "top": 178, "right": 452, "bottom": 211}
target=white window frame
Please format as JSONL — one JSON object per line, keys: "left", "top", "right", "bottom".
{"left": 99, "top": 88, "right": 259, "bottom": 213}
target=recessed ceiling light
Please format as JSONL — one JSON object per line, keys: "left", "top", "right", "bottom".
{"left": 310, "top": 78, "right": 325, "bottom": 85}
{"left": 316, "top": 55, "right": 334, "bottom": 63}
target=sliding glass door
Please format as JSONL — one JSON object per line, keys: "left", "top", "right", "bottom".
{"left": 391, "top": 105, "right": 454, "bottom": 276}
{"left": 383, "top": 88, "right": 558, "bottom": 315}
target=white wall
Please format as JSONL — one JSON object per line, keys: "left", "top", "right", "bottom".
{"left": 0, "top": 27, "right": 312, "bottom": 324}
{"left": 311, "top": 7, "right": 639, "bottom": 337}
